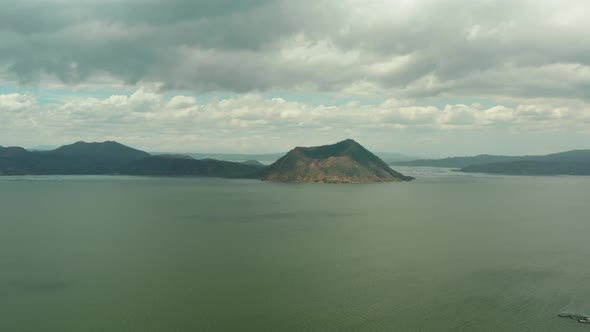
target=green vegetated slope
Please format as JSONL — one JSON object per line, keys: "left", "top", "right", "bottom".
{"left": 0, "top": 141, "right": 263, "bottom": 178}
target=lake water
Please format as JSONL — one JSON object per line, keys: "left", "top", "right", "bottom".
{"left": 1, "top": 168, "right": 589, "bottom": 331}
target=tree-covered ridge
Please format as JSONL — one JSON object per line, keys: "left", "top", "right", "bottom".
{"left": 0, "top": 141, "right": 264, "bottom": 178}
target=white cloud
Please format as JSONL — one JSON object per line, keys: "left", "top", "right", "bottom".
{"left": 1, "top": 0, "right": 589, "bottom": 101}
{"left": 0, "top": 94, "right": 36, "bottom": 112}
{"left": 1, "top": 89, "right": 589, "bottom": 155}
{"left": 167, "top": 95, "right": 198, "bottom": 109}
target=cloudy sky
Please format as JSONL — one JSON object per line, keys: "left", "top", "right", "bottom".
{"left": 1, "top": 0, "right": 589, "bottom": 156}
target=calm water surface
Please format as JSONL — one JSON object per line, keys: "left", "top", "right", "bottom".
{"left": 1, "top": 169, "right": 589, "bottom": 331}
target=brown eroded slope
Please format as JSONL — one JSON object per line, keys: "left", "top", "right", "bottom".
{"left": 262, "top": 139, "right": 414, "bottom": 183}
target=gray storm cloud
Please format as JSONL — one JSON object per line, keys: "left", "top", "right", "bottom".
{"left": 1, "top": 0, "right": 589, "bottom": 100}
{"left": 1, "top": 0, "right": 590, "bottom": 155}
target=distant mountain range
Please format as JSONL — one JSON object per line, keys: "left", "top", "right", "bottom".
{"left": 1, "top": 142, "right": 148, "bottom": 175}
{"left": 123, "top": 156, "right": 264, "bottom": 178}
{"left": 461, "top": 160, "right": 590, "bottom": 175}
{"left": 2, "top": 140, "right": 413, "bottom": 182}
{"left": 167, "top": 152, "right": 285, "bottom": 165}
{"left": 5, "top": 140, "right": 589, "bottom": 178}
{"left": 154, "top": 151, "right": 418, "bottom": 165}
{"left": 393, "top": 150, "right": 590, "bottom": 175}
{"left": 262, "top": 139, "right": 413, "bottom": 183}
{"left": 392, "top": 154, "right": 528, "bottom": 168}
{"left": 0, "top": 142, "right": 263, "bottom": 178}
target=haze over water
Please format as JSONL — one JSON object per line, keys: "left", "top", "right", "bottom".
{"left": 1, "top": 169, "right": 589, "bottom": 331}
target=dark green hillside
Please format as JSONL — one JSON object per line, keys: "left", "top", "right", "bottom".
{"left": 51, "top": 141, "right": 151, "bottom": 163}
{"left": 240, "top": 160, "right": 265, "bottom": 166}
{"left": 0, "top": 141, "right": 263, "bottom": 178}
{"left": 123, "top": 156, "right": 264, "bottom": 178}
{"left": 0, "top": 146, "right": 38, "bottom": 175}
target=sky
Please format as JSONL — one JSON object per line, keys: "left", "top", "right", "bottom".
{"left": 1, "top": 0, "right": 589, "bottom": 157}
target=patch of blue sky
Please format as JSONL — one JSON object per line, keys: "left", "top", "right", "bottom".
{"left": 0, "top": 83, "right": 38, "bottom": 95}
{"left": 37, "top": 90, "right": 115, "bottom": 105}
{"left": 414, "top": 96, "right": 510, "bottom": 110}
{"left": 0, "top": 83, "right": 113, "bottom": 105}
{"left": 1, "top": 82, "right": 512, "bottom": 110}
